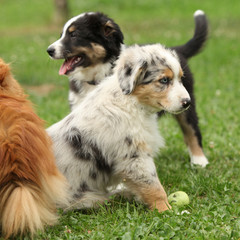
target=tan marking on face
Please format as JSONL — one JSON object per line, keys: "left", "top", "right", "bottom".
{"left": 68, "top": 25, "right": 76, "bottom": 33}
{"left": 179, "top": 68, "right": 184, "bottom": 79}
{"left": 90, "top": 43, "right": 106, "bottom": 60}
{"left": 164, "top": 68, "right": 174, "bottom": 79}
{"left": 71, "top": 43, "right": 106, "bottom": 66}
{"left": 132, "top": 68, "right": 175, "bottom": 110}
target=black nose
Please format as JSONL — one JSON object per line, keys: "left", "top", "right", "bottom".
{"left": 181, "top": 98, "right": 191, "bottom": 109}
{"left": 47, "top": 47, "right": 55, "bottom": 57}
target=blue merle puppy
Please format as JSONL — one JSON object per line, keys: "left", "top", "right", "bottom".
{"left": 47, "top": 44, "right": 191, "bottom": 212}
{"left": 47, "top": 11, "right": 209, "bottom": 167}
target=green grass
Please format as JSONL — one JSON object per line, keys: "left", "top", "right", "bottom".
{"left": 0, "top": 0, "right": 240, "bottom": 239}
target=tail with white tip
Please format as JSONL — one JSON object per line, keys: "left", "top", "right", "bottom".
{"left": 172, "top": 10, "right": 208, "bottom": 59}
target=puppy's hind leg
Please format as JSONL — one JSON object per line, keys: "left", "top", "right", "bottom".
{"left": 65, "top": 191, "right": 109, "bottom": 211}
{"left": 175, "top": 108, "right": 209, "bottom": 167}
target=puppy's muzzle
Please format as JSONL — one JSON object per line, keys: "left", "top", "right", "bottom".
{"left": 181, "top": 98, "right": 191, "bottom": 109}
{"left": 47, "top": 47, "right": 55, "bottom": 58}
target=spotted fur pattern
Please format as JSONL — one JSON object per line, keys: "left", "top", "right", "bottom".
{"left": 47, "top": 11, "right": 209, "bottom": 167}
{"left": 47, "top": 44, "right": 191, "bottom": 212}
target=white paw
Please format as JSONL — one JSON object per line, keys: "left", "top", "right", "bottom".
{"left": 191, "top": 155, "right": 209, "bottom": 167}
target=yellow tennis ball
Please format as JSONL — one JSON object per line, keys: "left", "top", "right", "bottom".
{"left": 168, "top": 191, "right": 190, "bottom": 206}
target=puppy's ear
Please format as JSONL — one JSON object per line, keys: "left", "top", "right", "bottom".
{"left": 118, "top": 61, "right": 148, "bottom": 95}
{"left": 103, "top": 20, "right": 116, "bottom": 37}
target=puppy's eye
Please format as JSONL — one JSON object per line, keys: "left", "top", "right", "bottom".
{"left": 159, "top": 77, "right": 170, "bottom": 84}
{"left": 69, "top": 31, "right": 77, "bottom": 38}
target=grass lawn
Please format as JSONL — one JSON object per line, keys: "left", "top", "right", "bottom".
{"left": 0, "top": 0, "right": 240, "bottom": 239}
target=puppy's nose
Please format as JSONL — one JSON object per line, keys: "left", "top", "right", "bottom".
{"left": 181, "top": 98, "right": 191, "bottom": 109}
{"left": 47, "top": 47, "right": 55, "bottom": 57}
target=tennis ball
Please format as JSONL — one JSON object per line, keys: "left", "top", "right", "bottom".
{"left": 168, "top": 191, "right": 190, "bottom": 206}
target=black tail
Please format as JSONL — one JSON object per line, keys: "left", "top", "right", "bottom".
{"left": 172, "top": 10, "right": 208, "bottom": 59}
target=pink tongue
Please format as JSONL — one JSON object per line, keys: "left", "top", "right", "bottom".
{"left": 59, "top": 57, "right": 78, "bottom": 75}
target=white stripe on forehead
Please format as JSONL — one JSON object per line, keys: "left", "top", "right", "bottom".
{"left": 167, "top": 54, "right": 181, "bottom": 77}
{"left": 142, "top": 44, "right": 181, "bottom": 77}
{"left": 156, "top": 47, "right": 181, "bottom": 77}
{"left": 61, "top": 12, "right": 94, "bottom": 40}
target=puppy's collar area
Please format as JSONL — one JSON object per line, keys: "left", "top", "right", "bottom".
{"left": 85, "top": 57, "right": 117, "bottom": 86}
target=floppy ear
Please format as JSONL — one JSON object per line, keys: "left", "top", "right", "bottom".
{"left": 118, "top": 61, "right": 148, "bottom": 95}
{"left": 103, "top": 20, "right": 116, "bottom": 37}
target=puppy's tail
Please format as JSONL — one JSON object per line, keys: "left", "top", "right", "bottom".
{"left": 172, "top": 10, "right": 208, "bottom": 59}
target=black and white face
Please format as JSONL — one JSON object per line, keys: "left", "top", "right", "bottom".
{"left": 47, "top": 12, "right": 124, "bottom": 76}
{"left": 117, "top": 44, "right": 191, "bottom": 114}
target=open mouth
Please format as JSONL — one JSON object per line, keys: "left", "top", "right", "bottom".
{"left": 59, "top": 56, "right": 83, "bottom": 75}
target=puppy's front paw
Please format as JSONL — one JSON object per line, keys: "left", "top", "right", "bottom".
{"left": 155, "top": 200, "right": 172, "bottom": 212}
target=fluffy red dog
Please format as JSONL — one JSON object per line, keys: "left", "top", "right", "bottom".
{"left": 0, "top": 59, "right": 69, "bottom": 238}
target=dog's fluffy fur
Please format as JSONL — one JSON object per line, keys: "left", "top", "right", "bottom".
{"left": 47, "top": 44, "right": 191, "bottom": 212}
{"left": 47, "top": 10, "right": 209, "bottom": 167}
{"left": 0, "top": 59, "right": 69, "bottom": 238}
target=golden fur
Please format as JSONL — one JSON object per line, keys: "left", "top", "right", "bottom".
{"left": 0, "top": 59, "right": 69, "bottom": 239}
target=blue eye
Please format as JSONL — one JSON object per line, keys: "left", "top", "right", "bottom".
{"left": 159, "top": 77, "right": 170, "bottom": 84}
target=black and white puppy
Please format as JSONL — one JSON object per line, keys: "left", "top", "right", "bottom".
{"left": 47, "top": 44, "right": 190, "bottom": 212}
{"left": 47, "top": 10, "right": 209, "bottom": 167}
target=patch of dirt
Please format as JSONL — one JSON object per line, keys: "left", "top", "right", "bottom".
{"left": 23, "top": 84, "right": 57, "bottom": 96}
